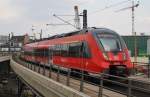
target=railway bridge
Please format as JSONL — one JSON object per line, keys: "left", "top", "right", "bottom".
{"left": 0, "top": 53, "right": 150, "bottom": 97}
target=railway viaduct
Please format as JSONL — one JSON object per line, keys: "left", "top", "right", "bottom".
{"left": 0, "top": 55, "right": 90, "bottom": 97}
{"left": 0, "top": 54, "right": 150, "bottom": 97}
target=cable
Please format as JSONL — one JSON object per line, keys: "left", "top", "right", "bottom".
{"left": 88, "top": 0, "right": 131, "bottom": 15}
{"left": 52, "top": 14, "right": 78, "bottom": 29}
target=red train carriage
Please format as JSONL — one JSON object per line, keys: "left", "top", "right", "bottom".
{"left": 22, "top": 27, "right": 133, "bottom": 77}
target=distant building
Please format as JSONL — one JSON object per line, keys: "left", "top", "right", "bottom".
{"left": 0, "top": 35, "right": 9, "bottom": 51}
{"left": 0, "top": 34, "right": 30, "bottom": 52}
{"left": 147, "top": 39, "right": 150, "bottom": 56}
{"left": 10, "top": 34, "right": 29, "bottom": 51}
{"left": 0, "top": 35, "right": 9, "bottom": 45}
{"left": 122, "top": 35, "right": 150, "bottom": 57}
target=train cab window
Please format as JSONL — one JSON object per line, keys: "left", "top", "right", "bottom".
{"left": 97, "top": 33, "right": 122, "bottom": 52}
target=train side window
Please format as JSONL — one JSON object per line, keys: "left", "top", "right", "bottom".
{"left": 68, "top": 42, "right": 91, "bottom": 58}
{"left": 24, "top": 51, "right": 32, "bottom": 56}
{"left": 61, "top": 44, "right": 69, "bottom": 57}
{"left": 52, "top": 45, "right": 56, "bottom": 56}
{"left": 34, "top": 49, "right": 48, "bottom": 56}
{"left": 69, "top": 42, "right": 82, "bottom": 57}
{"left": 48, "top": 46, "right": 54, "bottom": 58}
{"left": 37, "top": 49, "right": 42, "bottom": 56}
{"left": 48, "top": 46, "right": 54, "bottom": 57}
{"left": 54, "top": 44, "right": 61, "bottom": 56}
{"left": 34, "top": 49, "right": 39, "bottom": 56}
{"left": 44, "top": 49, "right": 49, "bottom": 56}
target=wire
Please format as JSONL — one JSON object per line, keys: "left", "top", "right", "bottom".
{"left": 53, "top": 15, "right": 75, "bottom": 16}
{"left": 52, "top": 14, "right": 78, "bottom": 29}
{"left": 115, "top": 0, "right": 139, "bottom": 12}
{"left": 88, "top": 0, "right": 131, "bottom": 15}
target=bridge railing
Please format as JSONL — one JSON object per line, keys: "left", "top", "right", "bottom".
{"left": 0, "top": 52, "right": 10, "bottom": 57}
{"left": 12, "top": 54, "right": 150, "bottom": 97}
{"left": 132, "top": 62, "right": 150, "bottom": 78}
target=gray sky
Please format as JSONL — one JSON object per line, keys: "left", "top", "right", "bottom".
{"left": 0, "top": 0, "right": 150, "bottom": 38}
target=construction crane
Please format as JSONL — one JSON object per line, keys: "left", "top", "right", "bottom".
{"left": 116, "top": 0, "right": 139, "bottom": 35}
{"left": 116, "top": 0, "right": 139, "bottom": 62}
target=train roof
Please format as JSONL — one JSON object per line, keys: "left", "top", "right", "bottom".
{"left": 27, "top": 27, "right": 117, "bottom": 44}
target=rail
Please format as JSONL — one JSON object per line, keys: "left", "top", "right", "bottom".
{"left": 12, "top": 54, "right": 150, "bottom": 97}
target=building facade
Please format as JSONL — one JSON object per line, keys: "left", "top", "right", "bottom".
{"left": 0, "top": 34, "right": 29, "bottom": 52}
{"left": 122, "top": 35, "right": 150, "bottom": 57}
{"left": 0, "top": 35, "right": 9, "bottom": 51}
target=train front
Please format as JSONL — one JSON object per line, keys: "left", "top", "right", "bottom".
{"left": 93, "top": 29, "right": 133, "bottom": 77}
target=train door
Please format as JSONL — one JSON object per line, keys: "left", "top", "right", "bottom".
{"left": 80, "top": 42, "right": 85, "bottom": 72}
{"left": 81, "top": 42, "right": 92, "bottom": 72}
{"left": 32, "top": 49, "right": 35, "bottom": 63}
{"left": 48, "top": 46, "right": 54, "bottom": 65}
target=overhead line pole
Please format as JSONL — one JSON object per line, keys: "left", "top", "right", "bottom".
{"left": 47, "top": 6, "right": 88, "bottom": 30}
{"left": 82, "top": 10, "right": 87, "bottom": 29}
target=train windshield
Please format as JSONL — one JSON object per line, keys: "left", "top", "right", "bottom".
{"left": 97, "top": 33, "right": 122, "bottom": 52}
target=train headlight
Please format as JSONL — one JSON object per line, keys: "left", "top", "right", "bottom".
{"left": 103, "top": 53, "right": 109, "bottom": 60}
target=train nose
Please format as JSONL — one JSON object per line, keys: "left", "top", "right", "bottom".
{"left": 106, "top": 52, "right": 126, "bottom": 61}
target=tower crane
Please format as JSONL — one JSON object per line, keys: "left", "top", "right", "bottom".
{"left": 116, "top": 0, "right": 139, "bottom": 62}
{"left": 116, "top": 0, "right": 139, "bottom": 35}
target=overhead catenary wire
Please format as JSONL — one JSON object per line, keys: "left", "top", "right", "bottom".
{"left": 47, "top": 0, "right": 132, "bottom": 30}
{"left": 52, "top": 14, "right": 78, "bottom": 29}
{"left": 50, "top": 0, "right": 132, "bottom": 25}
{"left": 88, "top": 0, "right": 131, "bottom": 15}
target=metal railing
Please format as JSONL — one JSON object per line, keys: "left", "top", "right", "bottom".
{"left": 12, "top": 54, "right": 150, "bottom": 97}
{"left": 132, "top": 62, "right": 150, "bottom": 78}
{"left": 0, "top": 52, "right": 10, "bottom": 57}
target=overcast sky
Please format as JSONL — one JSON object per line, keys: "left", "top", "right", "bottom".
{"left": 0, "top": 0, "right": 149, "bottom": 38}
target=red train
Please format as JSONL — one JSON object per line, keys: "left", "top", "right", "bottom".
{"left": 22, "top": 27, "right": 133, "bottom": 77}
